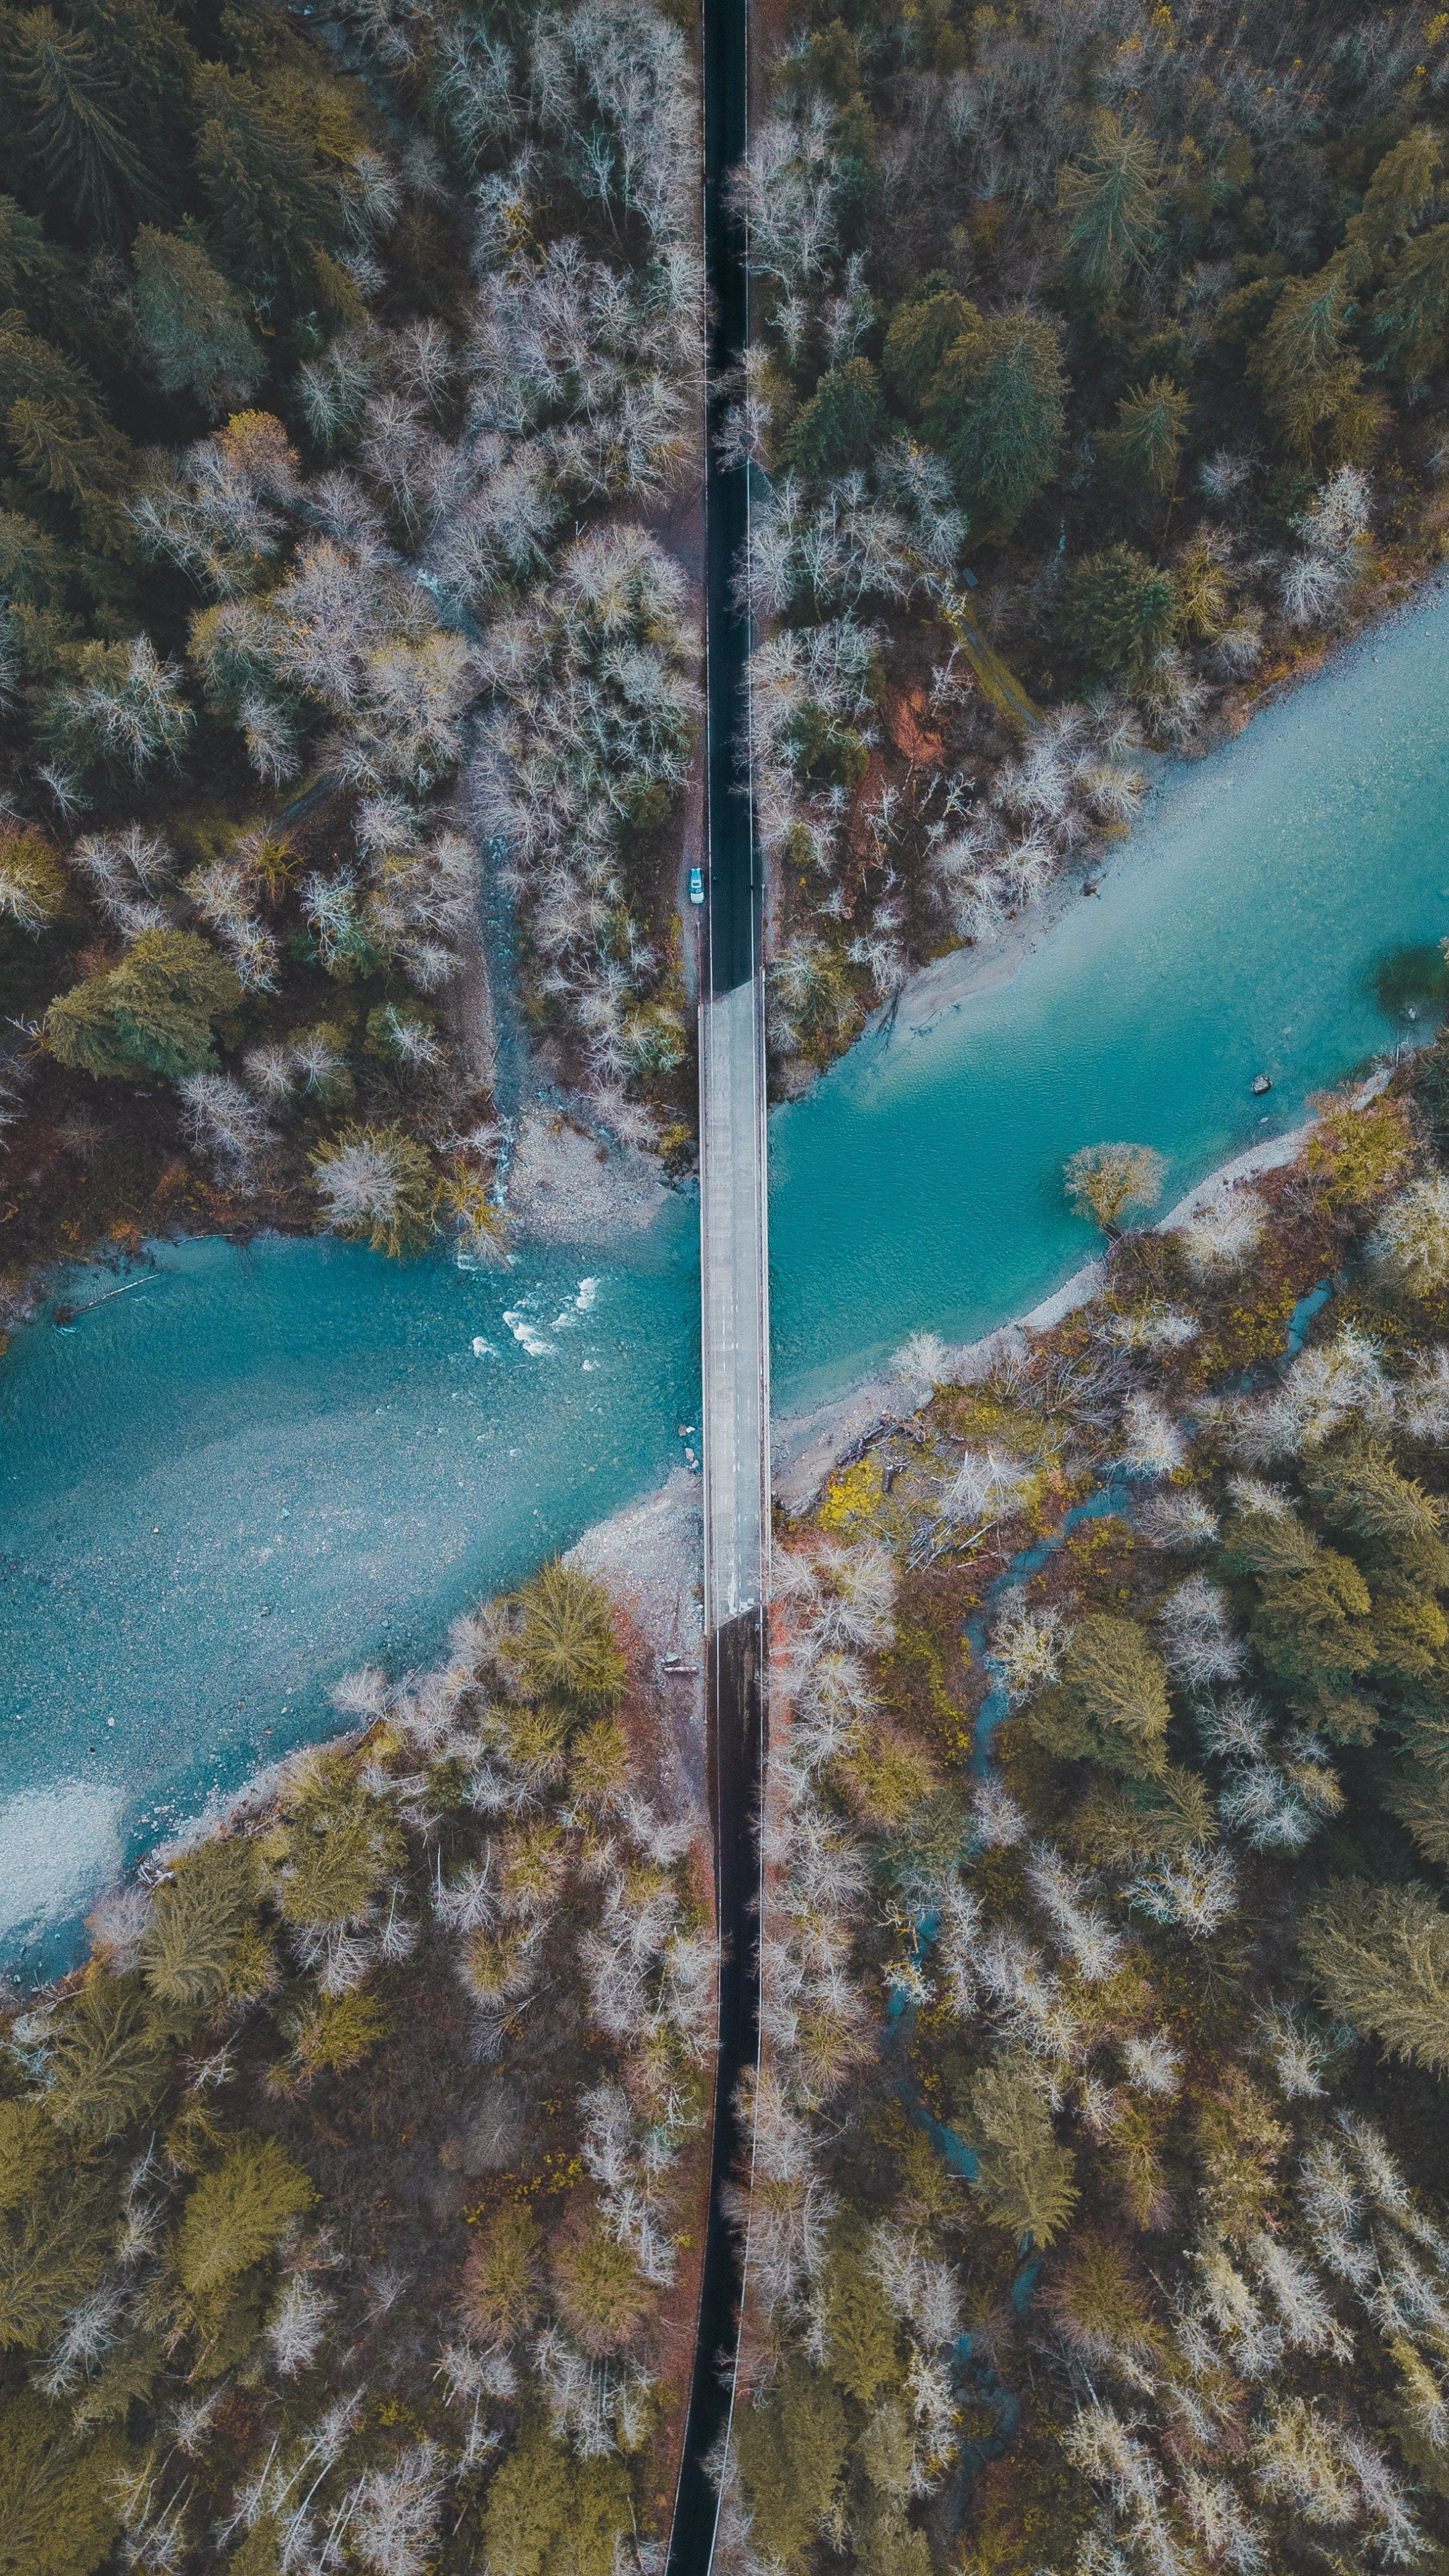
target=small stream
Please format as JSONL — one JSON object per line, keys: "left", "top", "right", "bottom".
{"left": 888, "top": 1279, "right": 1332, "bottom": 2504}
{"left": 885, "top": 1487, "right": 1132, "bottom": 2493}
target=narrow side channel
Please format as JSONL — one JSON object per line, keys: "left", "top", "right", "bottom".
{"left": 665, "top": 0, "right": 767, "bottom": 2555}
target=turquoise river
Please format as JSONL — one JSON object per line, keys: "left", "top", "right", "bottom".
{"left": 4, "top": 582, "right": 1449, "bottom": 1974}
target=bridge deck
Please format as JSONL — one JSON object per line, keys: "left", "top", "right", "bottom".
{"left": 700, "top": 979, "right": 770, "bottom": 1627}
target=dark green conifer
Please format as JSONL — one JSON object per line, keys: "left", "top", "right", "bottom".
{"left": 1302, "top": 1880, "right": 1449, "bottom": 2072}
{"left": 818, "top": 2230, "right": 904, "bottom": 2404}
{"left": 782, "top": 358, "right": 889, "bottom": 478}
{"left": 881, "top": 285, "right": 979, "bottom": 414}
{"left": 140, "top": 1837, "right": 260, "bottom": 2016}
{"left": 920, "top": 312, "right": 1067, "bottom": 537}
{"left": 10, "top": 7, "right": 152, "bottom": 238}
{"left": 1099, "top": 375, "right": 1188, "bottom": 497}
{"left": 0, "top": 193, "right": 81, "bottom": 341}
{"left": 831, "top": 91, "right": 879, "bottom": 245}
{"left": 175, "top": 2136, "right": 315, "bottom": 2304}
{"left": 511, "top": 1560, "right": 628, "bottom": 1712}
{"left": 0, "top": 2102, "right": 113, "bottom": 2351}
{"left": 0, "top": 2394, "right": 129, "bottom": 2576}
{"left": 266, "top": 1752, "right": 406, "bottom": 1931}
{"left": 735, "top": 2361, "right": 851, "bottom": 2569}
{"left": 1058, "top": 543, "right": 1175, "bottom": 684}
{"left": 1372, "top": 225, "right": 1449, "bottom": 376}
{"left": 0, "top": 319, "right": 128, "bottom": 502}
{"left": 131, "top": 227, "right": 265, "bottom": 413}
{"left": 45, "top": 931, "right": 242, "bottom": 1083}
{"left": 959, "top": 2052, "right": 1079, "bottom": 2245}
{"left": 1249, "top": 260, "right": 1383, "bottom": 463}
{"left": 45, "top": 1972, "right": 172, "bottom": 2141}
{"left": 1029, "top": 1613, "right": 1171, "bottom": 1777}
{"left": 479, "top": 2429, "right": 632, "bottom": 2576}
{"left": 1057, "top": 112, "right": 1163, "bottom": 302}
{"left": 193, "top": 68, "right": 339, "bottom": 310}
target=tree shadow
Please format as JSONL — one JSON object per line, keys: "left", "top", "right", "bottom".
{"left": 1368, "top": 943, "right": 1449, "bottom": 1022}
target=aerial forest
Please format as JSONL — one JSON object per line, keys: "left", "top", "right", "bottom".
{"left": 722, "top": 1031, "right": 1449, "bottom": 2576}
{"left": 7, "top": 1, "right": 1449, "bottom": 2574}
{"left": 739, "top": 0, "right": 1449, "bottom": 1081}
{"left": 0, "top": 0, "right": 702, "bottom": 1310}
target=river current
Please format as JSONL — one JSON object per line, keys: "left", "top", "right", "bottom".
{"left": 5, "top": 583, "right": 1449, "bottom": 1972}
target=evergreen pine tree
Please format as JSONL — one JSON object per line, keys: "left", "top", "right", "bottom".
{"left": 11, "top": 7, "right": 152, "bottom": 238}
{"left": 1173, "top": 535, "right": 1231, "bottom": 643}
{"left": 1057, "top": 112, "right": 1163, "bottom": 302}
{"left": 1303, "top": 1435, "right": 1444, "bottom": 1550}
{"left": 0, "top": 2100, "right": 59, "bottom": 2219}
{"left": 881, "top": 282, "right": 977, "bottom": 414}
{"left": 1301, "top": 1880, "right": 1449, "bottom": 2072}
{"left": 551, "top": 2211, "right": 649, "bottom": 2356}
{"left": 478, "top": 2432, "right": 575, "bottom": 2576}
{"left": 0, "top": 192, "right": 82, "bottom": 343}
{"left": 779, "top": 19, "right": 861, "bottom": 101}
{"left": 1047, "top": 2232, "right": 1164, "bottom": 2371}
{"left": 1058, "top": 545, "right": 1175, "bottom": 684}
{"left": 44, "top": 1972, "right": 172, "bottom": 2141}
{"left": 140, "top": 1836, "right": 260, "bottom": 2015}
{"left": 131, "top": 228, "right": 265, "bottom": 413}
{"left": 1029, "top": 1613, "right": 1171, "bottom": 1778}
{"left": 960, "top": 2053, "right": 1079, "bottom": 2246}
{"left": 1250, "top": 261, "right": 1384, "bottom": 463}
{"left": 0, "top": 2101, "right": 114, "bottom": 2352}
{"left": 267, "top": 1752, "right": 405, "bottom": 1931}
{"left": 5, "top": 394, "right": 126, "bottom": 531}
{"left": 1247, "top": 1544, "right": 1373, "bottom": 1707}
{"left": 781, "top": 358, "right": 889, "bottom": 478}
{"left": 45, "top": 930, "right": 243, "bottom": 1083}
{"left": 735, "top": 2362, "right": 851, "bottom": 2569}
{"left": 462, "top": 2204, "right": 541, "bottom": 2344}
{"left": 853, "top": 2499, "right": 932, "bottom": 2576}
{"left": 0, "top": 509, "right": 70, "bottom": 607}
{"left": 0, "top": 2178, "right": 115, "bottom": 2353}
{"left": 0, "top": 2394, "right": 129, "bottom": 2576}
{"left": 855, "top": 2396, "right": 915, "bottom": 2504}
{"left": 175, "top": 2136, "right": 315, "bottom": 2303}
{"left": 1371, "top": 225, "right": 1449, "bottom": 376}
{"left": 1348, "top": 126, "right": 1442, "bottom": 272}
{"left": 1385, "top": 1768, "right": 1449, "bottom": 1869}
{"left": 830, "top": 90, "right": 879, "bottom": 246}
{"left": 920, "top": 312, "right": 1067, "bottom": 537}
{"left": 511, "top": 1560, "right": 627, "bottom": 1712}
{"left": 853, "top": 2397, "right": 932, "bottom": 2576}
{"left": 820, "top": 2231, "right": 904, "bottom": 2404}
{"left": 1099, "top": 375, "right": 1187, "bottom": 497}
{"left": 480, "top": 2429, "right": 631, "bottom": 2576}
{"left": 287, "top": 1984, "right": 388, "bottom": 2078}
{"left": 1071, "top": 1763, "right": 1218, "bottom": 1866}
{"left": 0, "top": 318, "right": 131, "bottom": 518}
{"left": 193, "top": 67, "right": 339, "bottom": 311}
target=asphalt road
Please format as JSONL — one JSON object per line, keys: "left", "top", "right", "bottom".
{"left": 701, "top": 0, "right": 754, "bottom": 1006}
{"left": 663, "top": 0, "right": 769, "bottom": 2554}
